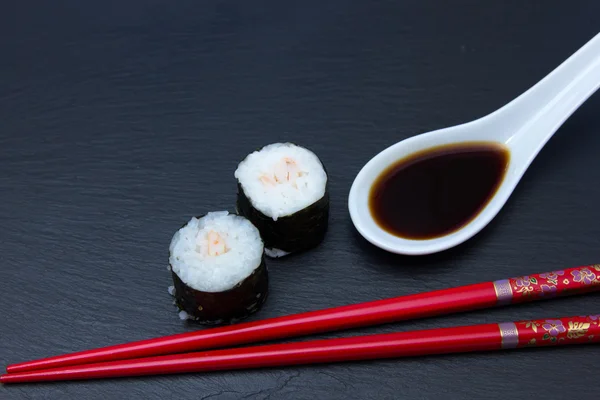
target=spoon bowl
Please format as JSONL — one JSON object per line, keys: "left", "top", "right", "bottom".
{"left": 349, "top": 33, "right": 600, "bottom": 255}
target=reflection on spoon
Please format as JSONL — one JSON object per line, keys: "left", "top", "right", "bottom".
{"left": 349, "top": 32, "right": 600, "bottom": 255}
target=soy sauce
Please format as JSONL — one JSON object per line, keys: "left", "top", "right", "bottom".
{"left": 369, "top": 141, "right": 510, "bottom": 240}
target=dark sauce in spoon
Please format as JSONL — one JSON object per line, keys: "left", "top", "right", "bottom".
{"left": 369, "top": 141, "right": 510, "bottom": 240}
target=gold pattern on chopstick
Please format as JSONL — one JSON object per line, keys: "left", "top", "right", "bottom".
{"left": 521, "top": 321, "right": 540, "bottom": 333}
{"left": 567, "top": 321, "right": 590, "bottom": 339}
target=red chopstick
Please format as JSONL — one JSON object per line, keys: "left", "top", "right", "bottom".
{"left": 2, "top": 314, "right": 598, "bottom": 384}
{"left": 7, "top": 265, "right": 600, "bottom": 374}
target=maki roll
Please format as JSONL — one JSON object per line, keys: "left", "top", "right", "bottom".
{"left": 235, "top": 143, "right": 329, "bottom": 257}
{"left": 168, "top": 211, "right": 268, "bottom": 325}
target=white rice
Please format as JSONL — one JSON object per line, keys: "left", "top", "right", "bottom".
{"left": 264, "top": 248, "right": 290, "bottom": 258}
{"left": 234, "top": 143, "right": 327, "bottom": 221}
{"left": 169, "top": 211, "right": 264, "bottom": 293}
{"left": 179, "top": 310, "right": 190, "bottom": 320}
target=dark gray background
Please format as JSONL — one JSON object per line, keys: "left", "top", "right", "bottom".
{"left": 2, "top": 1, "right": 600, "bottom": 399}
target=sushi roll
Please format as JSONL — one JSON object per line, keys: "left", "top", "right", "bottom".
{"left": 235, "top": 143, "right": 329, "bottom": 257}
{"left": 168, "top": 211, "right": 268, "bottom": 325}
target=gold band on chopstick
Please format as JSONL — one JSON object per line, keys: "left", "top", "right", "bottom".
{"left": 492, "top": 279, "right": 513, "bottom": 305}
{"left": 498, "top": 322, "right": 519, "bottom": 349}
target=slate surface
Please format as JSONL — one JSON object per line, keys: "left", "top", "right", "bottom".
{"left": 1, "top": 1, "right": 600, "bottom": 399}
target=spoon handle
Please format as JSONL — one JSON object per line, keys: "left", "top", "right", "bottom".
{"left": 496, "top": 33, "right": 600, "bottom": 160}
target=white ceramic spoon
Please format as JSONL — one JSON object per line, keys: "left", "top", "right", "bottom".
{"left": 349, "top": 32, "right": 600, "bottom": 255}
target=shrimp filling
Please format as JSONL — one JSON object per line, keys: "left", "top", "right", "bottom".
{"left": 260, "top": 157, "right": 302, "bottom": 187}
{"left": 196, "top": 230, "right": 229, "bottom": 257}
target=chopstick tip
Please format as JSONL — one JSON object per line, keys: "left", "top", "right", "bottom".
{"left": 6, "top": 362, "right": 40, "bottom": 374}
{"left": 0, "top": 373, "right": 24, "bottom": 385}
